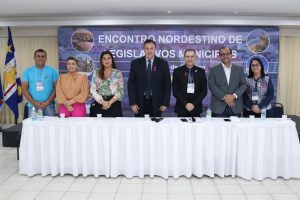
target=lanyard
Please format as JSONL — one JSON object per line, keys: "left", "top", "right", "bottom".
{"left": 187, "top": 69, "right": 194, "bottom": 83}
{"left": 35, "top": 67, "right": 45, "bottom": 82}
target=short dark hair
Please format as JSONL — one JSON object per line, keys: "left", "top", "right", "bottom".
{"left": 143, "top": 39, "right": 156, "bottom": 47}
{"left": 34, "top": 49, "right": 47, "bottom": 56}
{"left": 248, "top": 57, "right": 266, "bottom": 78}
{"left": 67, "top": 56, "right": 78, "bottom": 64}
{"left": 184, "top": 49, "right": 196, "bottom": 56}
{"left": 219, "top": 47, "right": 232, "bottom": 54}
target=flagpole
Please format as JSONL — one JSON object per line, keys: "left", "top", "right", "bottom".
{"left": 14, "top": 116, "right": 18, "bottom": 125}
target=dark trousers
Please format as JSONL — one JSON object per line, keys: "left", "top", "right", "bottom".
{"left": 135, "top": 96, "right": 161, "bottom": 117}
{"left": 243, "top": 109, "right": 273, "bottom": 118}
{"left": 212, "top": 106, "right": 241, "bottom": 118}
{"left": 90, "top": 96, "right": 123, "bottom": 117}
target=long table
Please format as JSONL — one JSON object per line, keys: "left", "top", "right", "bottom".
{"left": 19, "top": 117, "right": 300, "bottom": 180}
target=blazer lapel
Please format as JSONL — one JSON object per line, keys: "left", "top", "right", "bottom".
{"left": 228, "top": 65, "right": 236, "bottom": 88}
{"left": 183, "top": 66, "right": 188, "bottom": 86}
{"left": 140, "top": 56, "right": 146, "bottom": 78}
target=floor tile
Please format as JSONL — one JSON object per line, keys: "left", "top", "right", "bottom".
{"left": 168, "top": 184, "right": 193, "bottom": 194}
{"left": 272, "top": 194, "right": 299, "bottom": 200}
{"left": 192, "top": 184, "right": 218, "bottom": 194}
{"left": 118, "top": 184, "right": 143, "bottom": 194}
{"left": 216, "top": 185, "right": 243, "bottom": 194}
{"left": 194, "top": 194, "right": 221, "bottom": 200}
{"left": 61, "top": 192, "right": 90, "bottom": 200}
{"left": 8, "top": 190, "right": 39, "bottom": 200}
{"left": 36, "top": 191, "right": 65, "bottom": 200}
{"left": 88, "top": 193, "right": 115, "bottom": 200}
{"left": 93, "top": 183, "right": 119, "bottom": 193}
{"left": 142, "top": 194, "right": 167, "bottom": 200}
{"left": 143, "top": 184, "right": 167, "bottom": 193}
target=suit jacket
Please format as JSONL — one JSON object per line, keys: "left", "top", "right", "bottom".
{"left": 128, "top": 56, "right": 171, "bottom": 114}
{"left": 208, "top": 63, "right": 247, "bottom": 114}
{"left": 172, "top": 65, "right": 207, "bottom": 116}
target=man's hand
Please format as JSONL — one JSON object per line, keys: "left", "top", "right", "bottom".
{"left": 185, "top": 103, "right": 195, "bottom": 112}
{"left": 223, "top": 94, "right": 236, "bottom": 107}
{"left": 32, "top": 101, "right": 40, "bottom": 110}
{"left": 39, "top": 102, "right": 49, "bottom": 110}
{"left": 226, "top": 101, "right": 235, "bottom": 108}
{"left": 159, "top": 106, "right": 167, "bottom": 112}
{"left": 131, "top": 105, "right": 140, "bottom": 114}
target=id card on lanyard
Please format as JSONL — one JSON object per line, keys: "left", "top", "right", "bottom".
{"left": 252, "top": 91, "right": 259, "bottom": 101}
{"left": 187, "top": 83, "right": 195, "bottom": 93}
{"left": 35, "top": 67, "right": 45, "bottom": 92}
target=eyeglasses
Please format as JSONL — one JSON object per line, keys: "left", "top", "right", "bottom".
{"left": 220, "top": 53, "right": 231, "bottom": 57}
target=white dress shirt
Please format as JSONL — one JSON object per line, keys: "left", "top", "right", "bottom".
{"left": 222, "top": 62, "right": 232, "bottom": 85}
{"left": 222, "top": 62, "right": 237, "bottom": 99}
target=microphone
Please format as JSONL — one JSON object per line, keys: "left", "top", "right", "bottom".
{"left": 191, "top": 117, "right": 196, "bottom": 122}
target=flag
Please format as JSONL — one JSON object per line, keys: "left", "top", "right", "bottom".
{"left": 0, "top": 77, "right": 3, "bottom": 110}
{"left": 4, "top": 26, "right": 22, "bottom": 118}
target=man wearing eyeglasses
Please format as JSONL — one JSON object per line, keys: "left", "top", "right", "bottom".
{"left": 208, "top": 47, "right": 247, "bottom": 117}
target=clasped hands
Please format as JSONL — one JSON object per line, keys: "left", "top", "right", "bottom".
{"left": 64, "top": 100, "right": 73, "bottom": 112}
{"left": 33, "top": 101, "right": 48, "bottom": 110}
{"left": 101, "top": 100, "right": 112, "bottom": 110}
{"left": 223, "top": 94, "right": 236, "bottom": 107}
{"left": 185, "top": 103, "right": 195, "bottom": 112}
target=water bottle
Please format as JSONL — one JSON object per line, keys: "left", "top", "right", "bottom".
{"left": 31, "top": 107, "right": 38, "bottom": 121}
{"left": 37, "top": 107, "right": 43, "bottom": 120}
{"left": 261, "top": 108, "right": 266, "bottom": 119}
{"left": 206, "top": 108, "right": 212, "bottom": 119}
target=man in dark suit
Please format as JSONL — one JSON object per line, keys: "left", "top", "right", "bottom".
{"left": 172, "top": 49, "right": 207, "bottom": 117}
{"left": 128, "top": 39, "right": 171, "bottom": 117}
{"left": 208, "top": 47, "right": 247, "bottom": 117}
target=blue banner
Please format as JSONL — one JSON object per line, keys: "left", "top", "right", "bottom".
{"left": 58, "top": 26, "right": 279, "bottom": 116}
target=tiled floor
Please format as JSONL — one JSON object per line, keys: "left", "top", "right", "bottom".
{"left": 1, "top": 130, "right": 300, "bottom": 200}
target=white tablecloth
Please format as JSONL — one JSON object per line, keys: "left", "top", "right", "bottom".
{"left": 19, "top": 117, "right": 300, "bottom": 180}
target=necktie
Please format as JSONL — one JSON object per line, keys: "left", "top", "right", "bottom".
{"left": 146, "top": 60, "right": 152, "bottom": 98}
{"left": 188, "top": 69, "right": 193, "bottom": 83}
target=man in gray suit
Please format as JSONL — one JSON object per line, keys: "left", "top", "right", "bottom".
{"left": 208, "top": 47, "right": 247, "bottom": 117}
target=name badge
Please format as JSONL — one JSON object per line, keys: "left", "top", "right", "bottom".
{"left": 36, "top": 81, "right": 44, "bottom": 92}
{"left": 187, "top": 83, "right": 195, "bottom": 94}
{"left": 252, "top": 91, "right": 259, "bottom": 101}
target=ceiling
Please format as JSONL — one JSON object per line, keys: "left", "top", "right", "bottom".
{"left": 1, "top": 0, "right": 300, "bottom": 27}
{"left": 1, "top": 0, "right": 300, "bottom": 17}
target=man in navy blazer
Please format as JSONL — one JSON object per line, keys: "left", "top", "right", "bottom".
{"left": 208, "top": 47, "right": 247, "bottom": 117}
{"left": 128, "top": 39, "right": 171, "bottom": 117}
{"left": 172, "top": 49, "right": 207, "bottom": 117}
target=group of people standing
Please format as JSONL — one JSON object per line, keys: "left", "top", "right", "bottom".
{"left": 21, "top": 39, "right": 274, "bottom": 118}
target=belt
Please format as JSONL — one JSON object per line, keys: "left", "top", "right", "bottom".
{"left": 102, "top": 95, "right": 113, "bottom": 100}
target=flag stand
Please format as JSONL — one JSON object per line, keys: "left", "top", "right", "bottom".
{"left": 14, "top": 114, "right": 20, "bottom": 160}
